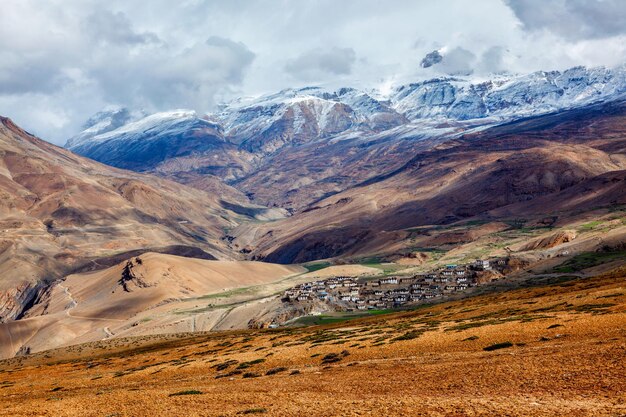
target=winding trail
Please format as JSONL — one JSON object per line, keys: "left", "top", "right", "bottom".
{"left": 57, "top": 283, "right": 123, "bottom": 342}
{"left": 59, "top": 283, "right": 78, "bottom": 316}
{"left": 103, "top": 327, "right": 114, "bottom": 338}
{"left": 57, "top": 283, "right": 124, "bottom": 321}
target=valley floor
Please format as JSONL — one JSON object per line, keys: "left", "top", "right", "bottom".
{"left": 0, "top": 268, "right": 624, "bottom": 416}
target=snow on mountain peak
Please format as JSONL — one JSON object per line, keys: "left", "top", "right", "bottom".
{"left": 67, "top": 65, "right": 626, "bottom": 153}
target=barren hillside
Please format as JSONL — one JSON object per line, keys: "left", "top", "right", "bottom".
{"left": 0, "top": 117, "right": 260, "bottom": 322}
{"left": 240, "top": 101, "right": 626, "bottom": 263}
{"left": 0, "top": 253, "right": 305, "bottom": 358}
{"left": 1, "top": 266, "right": 624, "bottom": 416}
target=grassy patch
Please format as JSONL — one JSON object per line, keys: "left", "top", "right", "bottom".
{"left": 236, "top": 359, "right": 265, "bottom": 370}
{"left": 552, "top": 250, "right": 626, "bottom": 273}
{"left": 302, "top": 262, "right": 331, "bottom": 273}
{"left": 571, "top": 303, "right": 615, "bottom": 313}
{"left": 321, "top": 353, "right": 342, "bottom": 364}
{"left": 238, "top": 408, "right": 267, "bottom": 414}
{"left": 265, "top": 367, "right": 288, "bottom": 376}
{"left": 483, "top": 342, "right": 514, "bottom": 351}
{"left": 213, "top": 360, "right": 238, "bottom": 371}
{"left": 578, "top": 220, "right": 603, "bottom": 231}
{"left": 291, "top": 310, "right": 393, "bottom": 327}
{"left": 357, "top": 256, "right": 383, "bottom": 264}
{"left": 321, "top": 350, "right": 349, "bottom": 364}
{"left": 597, "top": 292, "right": 624, "bottom": 299}
{"left": 198, "top": 287, "right": 252, "bottom": 300}
{"left": 360, "top": 262, "right": 406, "bottom": 275}
{"left": 462, "top": 220, "right": 489, "bottom": 227}
{"left": 169, "top": 390, "right": 202, "bottom": 397}
{"left": 392, "top": 331, "right": 421, "bottom": 341}
{"left": 215, "top": 370, "right": 242, "bottom": 379}
{"left": 445, "top": 316, "right": 532, "bottom": 332}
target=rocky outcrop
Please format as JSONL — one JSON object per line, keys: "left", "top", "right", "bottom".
{"left": 475, "top": 270, "right": 504, "bottom": 284}
{"left": 421, "top": 50, "right": 443, "bottom": 68}
{"left": 0, "top": 281, "right": 45, "bottom": 322}
{"left": 247, "top": 299, "right": 333, "bottom": 329}
{"left": 520, "top": 231, "right": 577, "bottom": 251}
{"left": 117, "top": 258, "right": 152, "bottom": 292}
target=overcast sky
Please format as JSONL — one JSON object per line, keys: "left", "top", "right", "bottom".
{"left": 1, "top": 0, "right": 625, "bottom": 144}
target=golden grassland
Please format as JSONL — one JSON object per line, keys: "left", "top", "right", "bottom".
{"left": 1, "top": 268, "right": 625, "bottom": 416}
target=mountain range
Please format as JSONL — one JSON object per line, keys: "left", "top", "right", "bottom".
{"left": 1, "top": 65, "right": 625, "bottom": 357}
{"left": 66, "top": 66, "right": 626, "bottom": 211}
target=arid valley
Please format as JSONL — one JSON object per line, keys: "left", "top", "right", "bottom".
{"left": 1, "top": 1, "right": 626, "bottom": 415}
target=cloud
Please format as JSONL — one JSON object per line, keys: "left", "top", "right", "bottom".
{"left": 419, "top": 45, "right": 514, "bottom": 76}
{"left": 0, "top": 53, "right": 72, "bottom": 95}
{"left": 90, "top": 36, "right": 255, "bottom": 110}
{"left": 0, "top": 1, "right": 256, "bottom": 143}
{"left": 505, "top": 0, "right": 626, "bottom": 40}
{"left": 0, "top": 0, "right": 624, "bottom": 144}
{"left": 434, "top": 47, "right": 477, "bottom": 76}
{"left": 478, "top": 46, "right": 509, "bottom": 74}
{"left": 84, "top": 10, "right": 161, "bottom": 46}
{"left": 285, "top": 47, "right": 356, "bottom": 81}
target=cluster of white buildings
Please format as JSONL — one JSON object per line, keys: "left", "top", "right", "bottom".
{"left": 283, "top": 258, "right": 506, "bottom": 310}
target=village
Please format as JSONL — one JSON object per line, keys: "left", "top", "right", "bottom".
{"left": 282, "top": 258, "right": 510, "bottom": 311}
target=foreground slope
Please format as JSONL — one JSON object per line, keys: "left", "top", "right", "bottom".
{"left": 0, "top": 117, "right": 255, "bottom": 322}
{"left": 1, "top": 267, "right": 624, "bottom": 416}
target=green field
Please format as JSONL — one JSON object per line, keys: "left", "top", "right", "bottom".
{"left": 290, "top": 310, "right": 394, "bottom": 326}
{"left": 553, "top": 250, "right": 626, "bottom": 273}
{"left": 578, "top": 220, "right": 604, "bottom": 231}
{"left": 302, "top": 261, "right": 332, "bottom": 273}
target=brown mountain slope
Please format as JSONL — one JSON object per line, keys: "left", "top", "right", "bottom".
{"left": 239, "top": 101, "right": 626, "bottom": 263}
{"left": 0, "top": 117, "right": 251, "bottom": 322}
{"left": 0, "top": 253, "right": 304, "bottom": 358}
{"left": 232, "top": 126, "right": 445, "bottom": 210}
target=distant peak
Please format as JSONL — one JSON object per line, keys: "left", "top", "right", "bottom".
{"left": 0, "top": 116, "right": 26, "bottom": 135}
{"left": 420, "top": 50, "right": 443, "bottom": 68}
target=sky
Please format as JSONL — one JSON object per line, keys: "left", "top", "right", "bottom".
{"left": 1, "top": 0, "right": 625, "bottom": 144}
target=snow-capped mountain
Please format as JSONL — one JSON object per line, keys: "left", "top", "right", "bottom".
{"left": 390, "top": 66, "right": 626, "bottom": 120}
{"left": 66, "top": 107, "right": 144, "bottom": 149}
{"left": 69, "top": 66, "right": 626, "bottom": 154}
{"left": 214, "top": 86, "right": 408, "bottom": 154}
{"left": 68, "top": 109, "right": 228, "bottom": 172}
{"left": 65, "top": 65, "right": 626, "bottom": 207}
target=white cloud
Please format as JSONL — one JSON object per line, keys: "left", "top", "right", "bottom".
{"left": 438, "top": 47, "right": 477, "bottom": 76}
{"left": 83, "top": 10, "right": 162, "bottom": 46}
{"left": 0, "top": 0, "right": 623, "bottom": 144}
{"left": 478, "top": 46, "right": 509, "bottom": 74}
{"left": 505, "top": 0, "right": 626, "bottom": 40}
{"left": 88, "top": 36, "right": 255, "bottom": 110}
{"left": 285, "top": 47, "right": 357, "bottom": 81}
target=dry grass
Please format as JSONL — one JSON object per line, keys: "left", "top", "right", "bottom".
{"left": 1, "top": 267, "right": 625, "bottom": 416}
